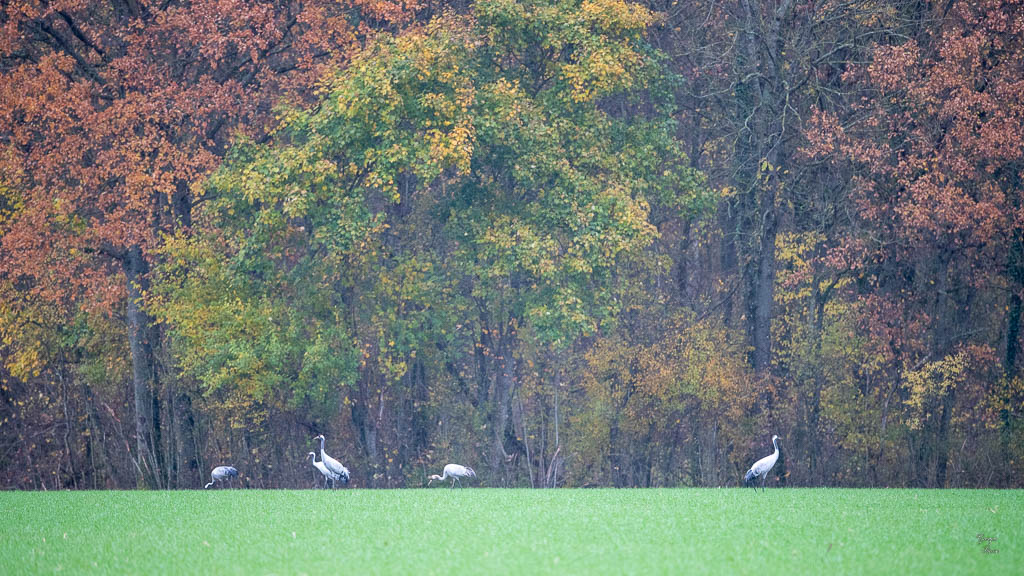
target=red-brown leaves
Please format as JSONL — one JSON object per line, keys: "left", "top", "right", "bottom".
{"left": 818, "top": 0, "right": 1024, "bottom": 257}
{"left": 0, "top": 1, "right": 421, "bottom": 314}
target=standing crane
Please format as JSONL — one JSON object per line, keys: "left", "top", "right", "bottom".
{"left": 428, "top": 464, "right": 476, "bottom": 489}
{"left": 307, "top": 451, "right": 342, "bottom": 489}
{"left": 313, "top": 435, "right": 350, "bottom": 486}
{"left": 204, "top": 465, "right": 238, "bottom": 489}
{"left": 744, "top": 435, "right": 780, "bottom": 492}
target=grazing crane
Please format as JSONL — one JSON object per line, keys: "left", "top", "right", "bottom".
{"left": 744, "top": 435, "right": 780, "bottom": 492}
{"left": 313, "top": 435, "right": 350, "bottom": 486}
{"left": 204, "top": 465, "right": 238, "bottom": 489}
{"left": 428, "top": 464, "right": 476, "bottom": 489}
{"left": 307, "top": 451, "right": 342, "bottom": 489}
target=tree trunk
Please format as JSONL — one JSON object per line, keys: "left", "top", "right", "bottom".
{"left": 124, "top": 245, "right": 161, "bottom": 488}
{"left": 488, "top": 329, "right": 516, "bottom": 477}
{"left": 719, "top": 207, "right": 738, "bottom": 327}
{"left": 1006, "top": 228, "right": 1023, "bottom": 377}
{"left": 176, "top": 392, "right": 200, "bottom": 487}
{"left": 1007, "top": 291, "right": 1022, "bottom": 377}
{"left": 929, "top": 252, "right": 954, "bottom": 487}
{"left": 935, "top": 386, "right": 955, "bottom": 487}
{"left": 352, "top": 376, "right": 380, "bottom": 487}
{"left": 549, "top": 358, "right": 561, "bottom": 488}
{"left": 736, "top": 0, "right": 792, "bottom": 374}
{"left": 752, "top": 192, "right": 778, "bottom": 372}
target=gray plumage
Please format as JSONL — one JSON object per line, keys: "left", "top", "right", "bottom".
{"left": 428, "top": 464, "right": 476, "bottom": 489}
{"left": 314, "top": 435, "right": 350, "bottom": 485}
{"left": 204, "top": 465, "right": 238, "bottom": 489}
{"left": 744, "top": 435, "right": 780, "bottom": 492}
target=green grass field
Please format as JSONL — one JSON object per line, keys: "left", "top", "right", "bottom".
{"left": 1, "top": 488, "right": 1020, "bottom": 575}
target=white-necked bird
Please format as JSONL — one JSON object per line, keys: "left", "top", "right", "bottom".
{"left": 428, "top": 464, "right": 476, "bottom": 489}
{"left": 744, "top": 435, "right": 780, "bottom": 492}
{"left": 307, "top": 451, "right": 342, "bottom": 488}
{"left": 314, "top": 435, "right": 350, "bottom": 486}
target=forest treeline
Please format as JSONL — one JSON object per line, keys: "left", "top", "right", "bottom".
{"left": 1, "top": 0, "right": 1022, "bottom": 490}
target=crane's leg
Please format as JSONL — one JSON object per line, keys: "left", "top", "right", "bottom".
{"left": 457, "top": 477, "right": 463, "bottom": 488}
{"left": 451, "top": 478, "right": 456, "bottom": 489}
{"left": 761, "top": 474, "right": 767, "bottom": 492}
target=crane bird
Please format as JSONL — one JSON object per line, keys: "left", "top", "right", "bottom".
{"left": 204, "top": 465, "right": 238, "bottom": 489}
{"left": 428, "top": 464, "right": 476, "bottom": 489}
{"left": 313, "top": 435, "right": 350, "bottom": 486}
{"left": 307, "top": 451, "right": 342, "bottom": 489}
{"left": 744, "top": 435, "right": 780, "bottom": 492}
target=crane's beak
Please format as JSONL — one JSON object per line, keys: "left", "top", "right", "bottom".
{"left": 427, "top": 478, "right": 433, "bottom": 486}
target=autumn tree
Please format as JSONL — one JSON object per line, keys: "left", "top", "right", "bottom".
{"left": 152, "top": 0, "right": 710, "bottom": 484}
{"left": 647, "top": 0, "right": 941, "bottom": 483}
{"left": 805, "top": 0, "right": 1024, "bottom": 486}
{"left": 0, "top": 0, "right": 419, "bottom": 488}
{"left": 3, "top": 0, "right": 1023, "bottom": 491}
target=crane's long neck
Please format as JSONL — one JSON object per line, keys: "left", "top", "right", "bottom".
{"left": 440, "top": 469, "right": 449, "bottom": 480}
{"left": 319, "top": 436, "right": 326, "bottom": 457}
{"left": 772, "top": 438, "right": 779, "bottom": 455}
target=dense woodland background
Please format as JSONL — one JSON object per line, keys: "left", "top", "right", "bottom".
{"left": 1, "top": 0, "right": 1022, "bottom": 490}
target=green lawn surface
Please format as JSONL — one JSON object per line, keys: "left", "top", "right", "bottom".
{"left": 1, "top": 489, "right": 1019, "bottom": 575}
